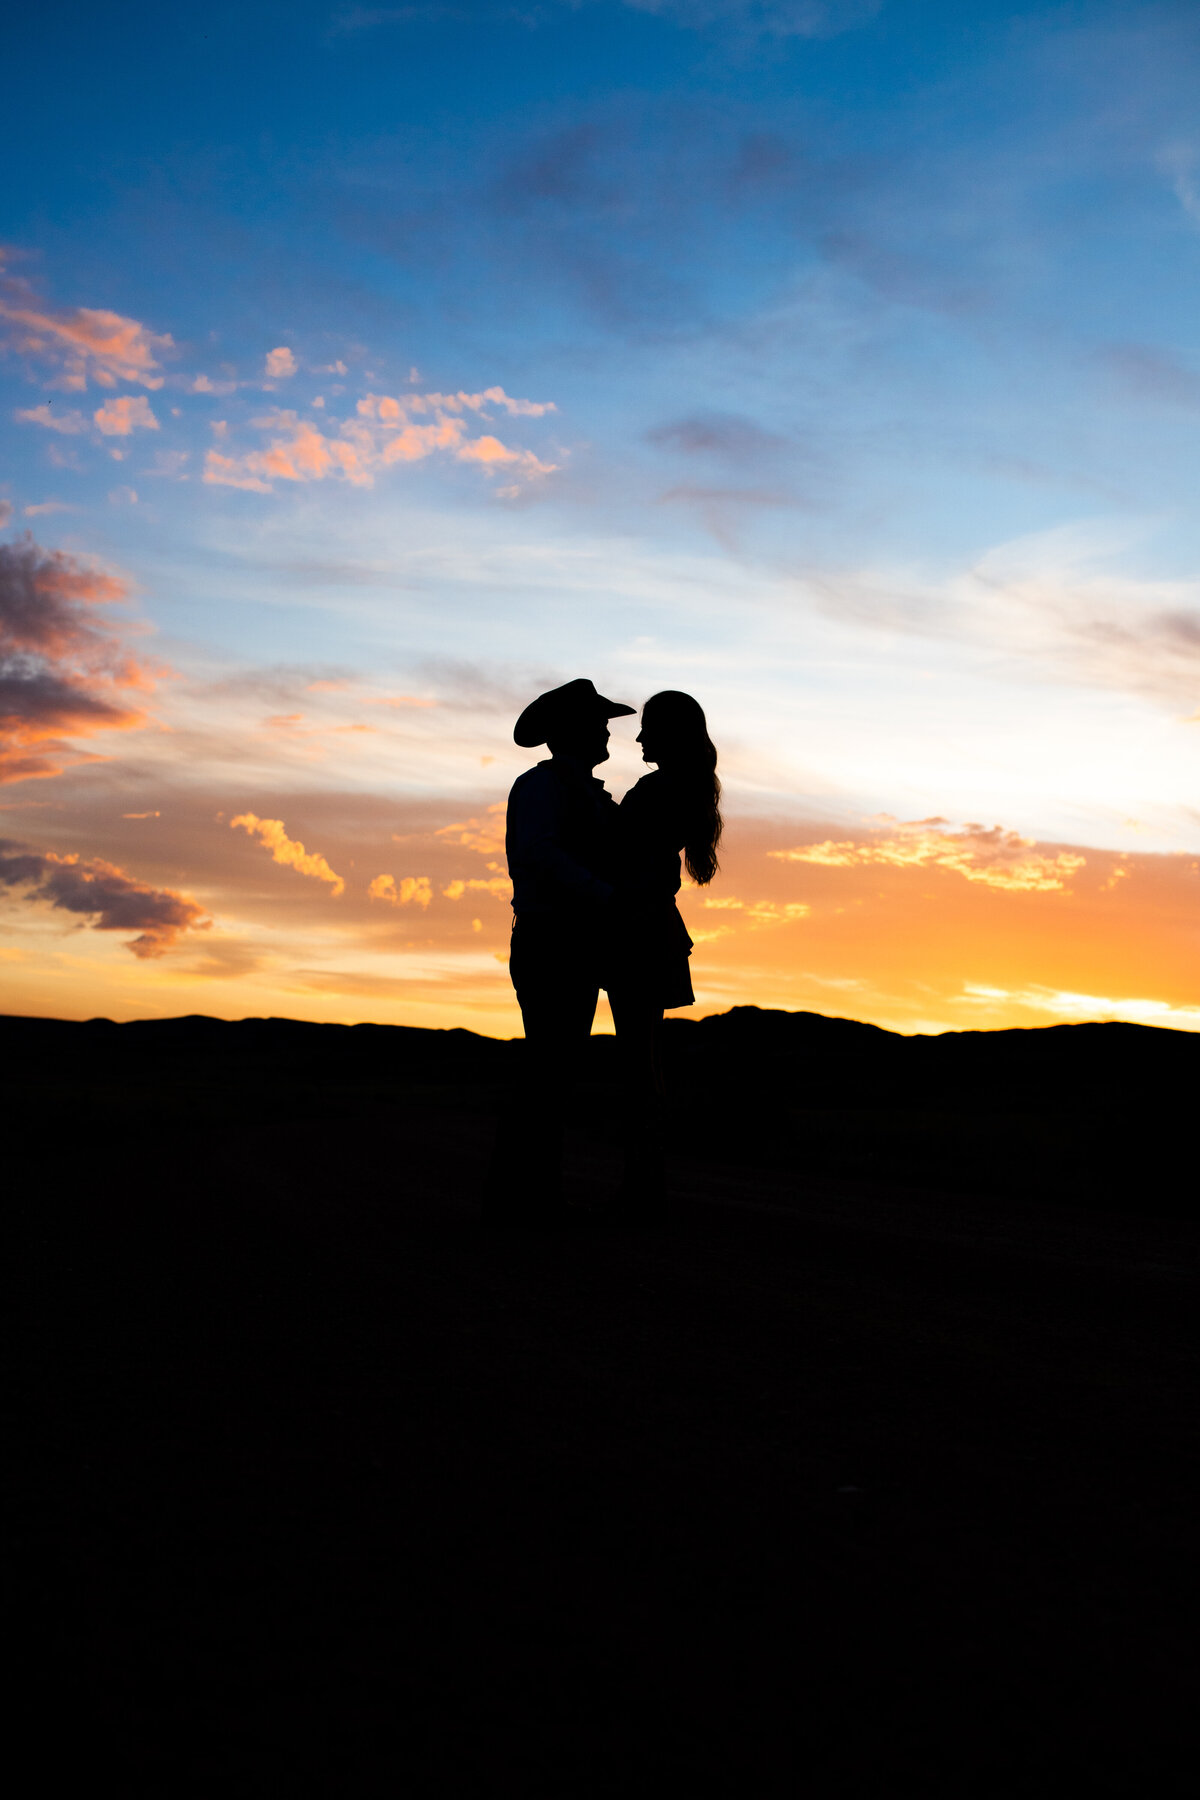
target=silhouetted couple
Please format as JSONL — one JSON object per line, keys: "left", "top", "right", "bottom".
{"left": 486, "top": 677, "right": 722, "bottom": 1225}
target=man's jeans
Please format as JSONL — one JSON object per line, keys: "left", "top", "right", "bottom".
{"left": 484, "top": 915, "right": 600, "bottom": 1219}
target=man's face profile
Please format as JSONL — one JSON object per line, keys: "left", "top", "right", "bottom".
{"left": 548, "top": 716, "right": 610, "bottom": 768}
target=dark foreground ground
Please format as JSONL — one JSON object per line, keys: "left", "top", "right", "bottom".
{"left": 14, "top": 1010, "right": 1200, "bottom": 1790}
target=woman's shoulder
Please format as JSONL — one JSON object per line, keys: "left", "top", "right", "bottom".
{"left": 622, "top": 770, "right": 668, "bottom": 806}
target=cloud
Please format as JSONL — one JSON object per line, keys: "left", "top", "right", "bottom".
{"left": 441, "top": 876, "right": 512, "bottom": 900}
{"left": 958, "top": 982, "right": 1200, "bottom": 1034}
{"left": 1099, "top": 343, "right": 1200, "bottom": 411}
{"left": 231, "top": 812, "right": 346, "bottom": 895}
{"left": 0, "top": 261, "right": 172, "bottom": 389}
{"left": 1158, "top": 140, "right": 1200, "bottom": 231}
{"left": 369, "top": 873, "right": 433, "bottom": 906}
{"left": 0, "top": 502, "right": 10, "bottom": 528}
{"left": 646, "top": 411, "right": 787, "bottom": 461}
{"left": 93, "top": 395, "right": 159, "bottom": 436}
{"left": 770, "top": 817, "right": 1087, "bottom": 892}
{"left": 0, "top": 533, "right": 156, "bottom": 783}
{"left": 435, "top": 802, "right": 507, "bottom": 856}
{"left": 203, "top": 391, "right": 557, "bottom": 493}
{"left": 16, "top": 404, "right": 89, "bottom": 433}
{"left": 620, "top": 0, "right": 881, "bottom": 37}
{"left": 824, "top": 521, "right": 1200, "bottom": 713}
{"left": 148, "top": 449, "right": 189, "bottom": 478}
{"left": 264, "top": 346, "right": 298, "bottom": 379}
{"left": 698, "top": 892, "right": 808, "bottom": 925}
{"left": 0, "top": 838, "right": 208, "bottom": 957}
{"left": 330, "top": 1, "right": 880, "bottom": 44}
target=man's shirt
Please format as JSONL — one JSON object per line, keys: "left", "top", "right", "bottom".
{"left": 505, "top": 756, "right": 617, "bottom": 917}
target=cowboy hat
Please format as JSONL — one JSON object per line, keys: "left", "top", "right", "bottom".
{"left": 513, "top": 677, "right": 635, "bottom": 748}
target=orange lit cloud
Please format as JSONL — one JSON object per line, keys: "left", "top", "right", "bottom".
{"left": 0, "top": 534, "right": 156, "bottom": 783}
{"left": 678, "top": 810, "right": 1199, "bottom": 1035}
{"left": 770, "top": 817, "right": 1087, "bottom": 892}
{"left": 369, "top": 873, "right": 433, "bottom": 907}
{"left": 442, "top": 876, "right": 512, "bottom": 901}
{"left": 93, "top": 394, "right": 159, "bottom": 436}
{"left": 699, "top": 895, "right": 811, "bottom": 925}
{"left": 4, "top": 777, "right": 1194, "bottom": 1041}
{"left": 434, "top": 802, "right": 507, "bottom": 856}
{"left": 264, "top": 346, "right": 297, "bottom": 379}
{"left": 231, "top": 813, "right": 345, "bottom": 896}
{"left": 203, "top": 388, "right": 557, "bottom": 493}
{"left": 0, "top": 263, "right": 172, "bottom": 390}
{"left": 0, "top": 838, "right": 208, "bottom": 957}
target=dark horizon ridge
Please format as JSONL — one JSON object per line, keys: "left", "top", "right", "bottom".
{"left": 0, "top": 1002, "right": 1194, "bottom": 1044}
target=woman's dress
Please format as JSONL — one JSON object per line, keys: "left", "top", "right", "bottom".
{"left": 606, "top": 770, "right": 695, "bottom": 1010}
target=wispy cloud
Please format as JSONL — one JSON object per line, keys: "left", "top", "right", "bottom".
{"left": 770, "top": 816, "right": 1087, "bottom": 893}
{"left": 621, "top": 0, "right": 881, "bottom": 42}
{"left": 16, "top": 403, "right": 89, "bottom": 433}
{"left": 819, "top": 520, "right": 1200, "bottom": 714}
{"left": 1158, "top": 140, "right": 1200, "bottom": 230}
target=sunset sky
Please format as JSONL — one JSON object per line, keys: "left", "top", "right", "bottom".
{"left": 2, "top": 0, "right": 1198, "bottom": 1036}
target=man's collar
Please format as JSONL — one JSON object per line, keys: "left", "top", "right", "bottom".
{"left": 547, "top": 753, "right": 603, "bottom": 786}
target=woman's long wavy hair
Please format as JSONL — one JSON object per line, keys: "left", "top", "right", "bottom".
{"left": 643, "top": 690, "right": 723, "bottom": 885}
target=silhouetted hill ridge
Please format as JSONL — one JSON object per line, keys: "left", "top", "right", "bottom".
{"left": 4, "top": 1004, "right": 1192, "bottom": 1213}
{"left": 3, "top": 1004, "right": 1193, "bottom": 1094}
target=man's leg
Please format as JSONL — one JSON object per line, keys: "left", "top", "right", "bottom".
{"left": 484, "top": 920, "right": 598, "bottom": 1222}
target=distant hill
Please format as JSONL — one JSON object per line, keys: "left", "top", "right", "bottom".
{"left": 2, "top": 1001, "right": 1194, "bottom": 1087}
{"left": 5, "top": 1005, "right": 1193, "bottom": 1214}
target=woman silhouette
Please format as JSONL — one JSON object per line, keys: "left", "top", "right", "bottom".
{"left": 606, "top": 690, "right": 722, "bottom": 1215}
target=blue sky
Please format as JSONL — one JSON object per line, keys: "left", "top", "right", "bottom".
{"left": 2, "top": 0, "right": 1198, "bottom": 1033}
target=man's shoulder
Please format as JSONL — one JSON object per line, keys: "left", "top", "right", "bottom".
{"left": 509, "top": 760, "right": 556, "bottom": 799}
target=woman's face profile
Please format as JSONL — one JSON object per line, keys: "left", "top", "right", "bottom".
{"left": 636, "top": 707, "right": 666, "bottom": 765}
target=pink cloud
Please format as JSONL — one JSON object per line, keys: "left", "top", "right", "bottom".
{"left": 204, "top": 393, "right": 557, "bottom": 494}
{"left": 264, "top": 346, "right": 297, "bottom": 379}
{"left": 202, "top": 451, "right": 272, "bottom": 493}
{"left": 93, "top": 395, "right": 159, "bottom": 436}
{"left": 16, "top": 404, "right": 88, "bottom": 433}
{"left": 456, "top": 435, "right": 555, "bottom": 476}
{"left": 0, "top": 263, "right": 172, "bottom": 390}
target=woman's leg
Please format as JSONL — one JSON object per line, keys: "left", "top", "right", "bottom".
{"left": 608, "top": 985, "right": 667, "bottom": 1213}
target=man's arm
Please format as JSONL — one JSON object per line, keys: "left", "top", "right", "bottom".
{"left": 508, "top": 771, "right": 613, "bottom": 904}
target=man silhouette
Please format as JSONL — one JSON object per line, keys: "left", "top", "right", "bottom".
{"left": 485, "top": 678, "right": 634, "bottom": 1223}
